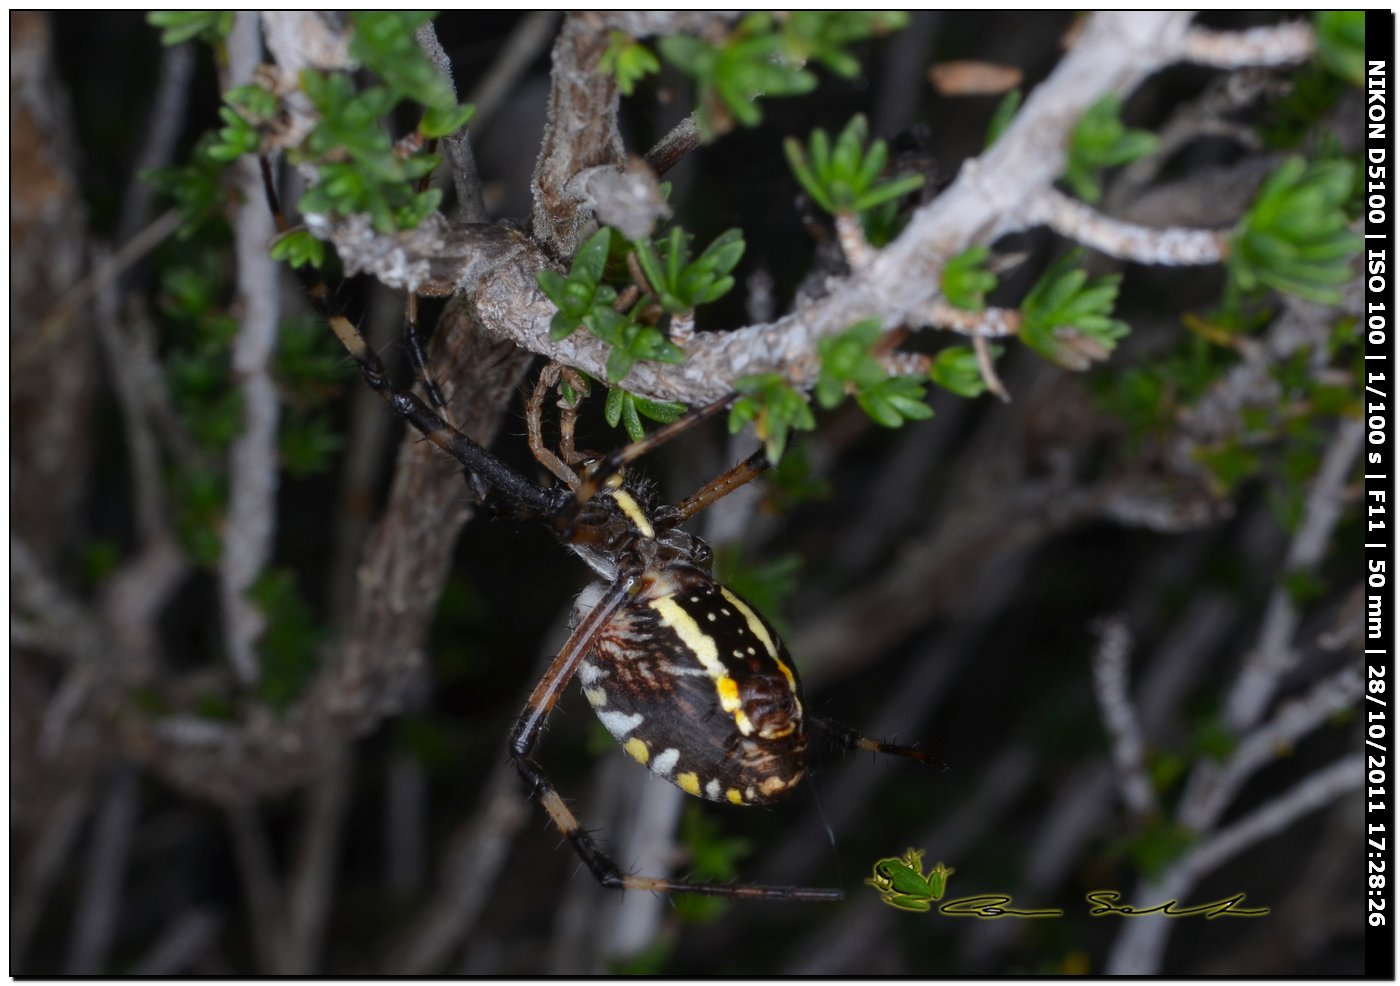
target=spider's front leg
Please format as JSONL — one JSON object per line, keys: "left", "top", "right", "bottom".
{"left": 507, "top": 575, "right": 842, "bottom": 902}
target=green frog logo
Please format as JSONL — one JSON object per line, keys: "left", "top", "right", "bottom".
{"left": 865, "top": 848, "right": 955, "bottom": 912}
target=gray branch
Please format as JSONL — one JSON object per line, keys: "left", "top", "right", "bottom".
{"left": 1090, "top": 618, "right": 1158, "bottom": 819}
{"left": 219, "top": 12, "right": 282, "bottom": 685}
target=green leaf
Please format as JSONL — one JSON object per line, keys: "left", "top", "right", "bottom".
{"left": 208, "top": 106, "right": 260, "bottom": 161}
{"left": 349, "top": 11, "right": 455, "bottom": 110}
{"left": 249, "top": 569, "right": 325, "bottom": 710}
{"left": 1125, "top": 820, "right": 1197, "bottom": 879}
{"left": 280, "top": 411, "right": 344, "bottom": 478}
{"left": 1064, "top": 94, "right": 1159, "bottom": 203}
{"left": 600, "top": 30, "right": 661, "bottom": 96}
{"left": 148, "top": 10, "right": 233, "bottom": 47}
{"left": 815, "top": 319, "right": 933, "bottom": 426}
{"left": 1229, "top": 157, "right": 1362, "bottom": 305}
{"left": 269, "top": 230, "right": 326, "bottom": 269}
{"left": 537, "top": 228, "right": 618, "bottom": 339}
{"left": 573, "top": 226, "right": 612, "bottom": 290}
{"left": 1314, "top": 11, "right": 1365, "bottom": 86}
{"left": 225, "top": 83, "right": 278, "bottom": 121}
{"left": 634, "top": 226, "right": 745, "bottom": 312}
{"left": 779, "top": 11, "right": 908, "bottom": 79}
{"left": 605, "top": 346, "right": 636, "bottom": 385}
{"left": 140, "top": 133, "right": 229, "bottom": 234}
{"left": 730, "top": 374, "right": 815, "bottom": 463}
{"left": 634, "top": 393, "right": 689, "bottom": 424}
{"left": 1020, "top": 251, "right": 1130, "bottom": 369}
{"left": 419, "top": 101, "right": 476, "bottom": 139}
{"left": 659, "top": 23, "right": 817, "bottom": 138}
{"left": 929, "top": 345, "right": 989, "bottom": 398}
{"left": 857, "top": 378, "right": 933, "bottom": 427}
{"left": 786, "top": 114, "right": 923, "bottom": 217}
{"left": 294, "top": 65, "right": 444, "bottom": 232}
{"left": 985, "top": 88, "right": 1022, "bottom": 147}
{"left": 941, "top": 246, "right": 998, "bottom": 312}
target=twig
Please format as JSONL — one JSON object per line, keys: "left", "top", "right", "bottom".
{"left": 11, "top": 535, "right": 104, "bottom": 664}
{"left": 12, "top": 786, "right": 94, "bottom": 969}
{"left": 92, "top": 243, "right": 167, "bottom": 542}
{"left": 1179, "top": 21, "right": 1315, "bottom": 69}
{"left": 66, "top": 766, "right": 140, "bottom": 975}
{"left": 219, "top": 12, "right": 283, "bottom": 685}
{"left": 645, "top": 114, "right": 701, "bottom": 176}
{"left": 282, "top": 755, "right": 353, "bottom": 974}
{"left": 226, "top": 805, "right": 285, "bottom": 974}
{"left": 529, "top": 13, "right": 627, "bottom": 258}
{"left": 39, "top": 669, "right": 92, "bottom": 759}
{"left": 25, "top": 209, "right": 181, "bottom": 365}
{"left": 924, "top": 300, "right": 1022, "bottom": 338}
{"left": 415, "top": 20, "right": 487, "bottom": 223}
{"left": 1180, "top": 665, "right": 1363, "bottom": 832}
{"left": 1184, "top": 756, "right": 1360, "bottom": 877}
{"left": 384, "top": 673, "right": 430, "bottom": 901}
{"left": 1224, "top": 418, "right": 1365, "bottom": 730}
{"left": 972, "top": 334, "right": 1010, "bottom": 402}
{"left": 130, "top": 908, "right": 223, "bottom": 976}
{"left": 1027, "top": 188, "right": 1229, "bottom": 265}
{"left": 1099, "top": 415, "right": 1363, "bottom": 974}
{"left": 389, "top": 758, "right": 529, "bottom": 974}
{"left": 1090, "top": 617, "right": 1157, "bottom": 819}
{"left": 961, "top": 518, "right": 1265, "bottom": 969}
{"left": 1105, "top": 756, "right": 1359, "bottom": 975}
{"left": 116, "top": 40, "right": 194, "bottom": 244}
{"left": 834, "top": 212, "right": 875, "bottom": 270}
{"left": 467, "top": 11, "right": 561, "bottom": 131}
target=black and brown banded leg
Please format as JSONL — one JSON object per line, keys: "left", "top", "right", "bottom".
{"left": 508, "top": 576, "right": 843, "bottom": 902}
{"left": 259, "top": 157, "right": 557, "bottom": 517}
{"left": 674, "top": 448, "right": 772, "bottom": 522}
{"left": 813, "top": 717, "right": 944, "bottom": 770}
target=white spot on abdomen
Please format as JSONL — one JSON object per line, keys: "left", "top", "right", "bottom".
{"left": 597, "top": 710, "right": 644, "bottom": 738}
{"left": 651, "top": 747, "right": 680, "bottom": 776}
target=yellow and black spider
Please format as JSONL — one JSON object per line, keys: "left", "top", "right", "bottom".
{"left": 263, "top": 162, "right": 933, "bottom": 902}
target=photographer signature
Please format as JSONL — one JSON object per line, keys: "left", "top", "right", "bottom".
{"left": 866, "top": 849, "right": 1269, "bottom": 919}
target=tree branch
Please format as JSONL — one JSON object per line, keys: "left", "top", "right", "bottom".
{"left": 1105, "top": 756, "right": 1359, "bottom": 975}
{"left": 278, "top": 14, "right": 1334, "bottom": 410}
{"left": 1179, "top": 21, "right": 1315, "bottom": 69}
{"left": 1224, "top": 417, "right": 1365, "bottom": 729}
{"left": 220, "top": 12, "right": 282, "bottom": 685}
{"left": 1090, "top": 617, "right": 1157, "bottom": 819}
{"left": 1027, "top": 187, "right": 1229, "bottom": 265}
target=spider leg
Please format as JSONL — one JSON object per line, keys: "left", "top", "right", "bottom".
{"left": 402, "top": 290, "right": 454, "bottom": 426}
{"left": 400, "top": 139, "right": 456, "bottom": 429}
{"left": 526, "top": 363, "right": 581, "bottom": 489}
{"left": 554, "top": 366, "right": 589, "bottom": 467}
{"left": 571, "top": 392, "right": 736, "bottom": 509}
{"left": 812, "top": 717, "right": 945, "bottom": 770}
{"left": 259, "top": 157, "right": 556, "bottom": 517}
{"left": 509, "top": 575, "right": 843, "bottom": 902}
{"left": 673, "top": 448, "right": 771, "bottom": 523}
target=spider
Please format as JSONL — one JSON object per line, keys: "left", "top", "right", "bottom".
{"left": 264, "top": 166, "right": 932, "bottom": 902}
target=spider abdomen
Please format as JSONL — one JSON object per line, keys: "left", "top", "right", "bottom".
{"left": 577, "top": 566, "right": 808, "bottom": 805}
